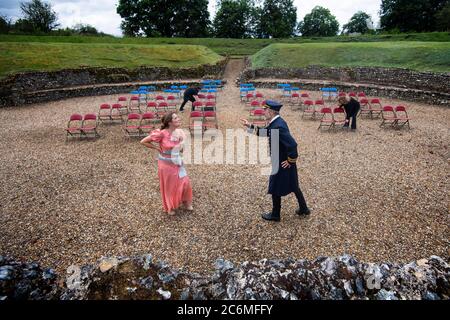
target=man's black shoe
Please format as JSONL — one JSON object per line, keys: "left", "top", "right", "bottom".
{"left": 261, "top": 212, "right": 280, "bottom": 222}
{"left": 296, "top": 208, "right": 311, "bottom": 216}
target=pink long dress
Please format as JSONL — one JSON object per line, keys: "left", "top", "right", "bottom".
{"left": 148, "top": 129, "right": 193, "bottom": 213}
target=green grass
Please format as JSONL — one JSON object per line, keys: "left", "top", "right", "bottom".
{"left": 0, "top": 42, "right": 224, "bottom": 78}
{"left": 250, "top": 42, "right": 450, "bottom": 72}
{"left": 1, "top": 32, "right": 449, "bottom": 56}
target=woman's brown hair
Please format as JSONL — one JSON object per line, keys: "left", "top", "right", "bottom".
{"left": 161, "top": 112, "right": 176, "bottom": 130}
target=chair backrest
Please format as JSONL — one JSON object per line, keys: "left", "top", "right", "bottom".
{"left": 348, "top": 92, "right": 357, "bottom": 97}
{"left": 127, "top": 113, "right": 141, "bottom": 120}
{"left": 156, "top": 95, "right": 165, "bottom": 100}
{"left": 83, "top": 113, "right": 97, "bottom": 121}
{"left": 315, "top": 100, "right": 324, "bottom": 105}
{"left": 333, "top": 107, "right": 345, "bottom": 114}
{"left": 142, "top": 112, "right": 156, "bottom": 119}
{"left": 301, "top": 93, "right": 309, "bottom": 98}
{"left": 69, "top": 114, "right": 83, "bottom": 121}
{"left": 147, "top": 102, "right": 157, "bottom": 108}
{"left": 206, "top": 94, "right": 215, "bottom": 100}
{"left": 358, "top": 92, "right": 366, "bottom": 97}
{"left": 292, "top": 93, "right": 300, "bottom": 98}
{"left": 206, "top": 101, "right": 216, "bottom": 107}
{"left": 304, "top": 100, "right": 313, "bottom": 106}
{"left": 320, "top": 107, "right": 332, "bottom": 114}
{"left": 251, "top": 100, "right": 260, "bottom": 107}
{"left": 395, "top": 105, "right": 407, "bottom": 112}
{"left": 167, "top": 95, "right": 176, "bottom": 101}
{"left": 112, "top": 103, "right": 122, "bottom": 109}
{"left": 252, "top": 109, "right": 265, "bottom": 115}
{"left": 130, "top": 96, "right": 139, "bottom": 101}
{"left": 383, "top": 106, "right": 394, "bottom": 112}
{"left": 158, "top": 102, "right": 168, "bottom": 107}
{"left": 198, "top": 94, "right": 206, "bottom": 99}
{"left": 370, "top": 98, "right": 381, "bottom": 104}
{"left": 246, "top": 93, "right": 254, "bottom": 98}
{"left": 203, "top": 111, "right": 216, "bottom": 118}
{"left": 338, "top": 92, "right": 346, "bottom": 97}
{"left": 170, "top": 85, "right": 179, "bottom": 90}
{"left": 193, "top": 101, "right": 203, "bottom": 107}
{"left": 118, "top": 96, "right": 127, "bottom": 102}
{"left": 100, "top": 103, "right": 111, "bottom": 110}
{"left": 190, "top": 111, "right": 204, "bottom": 118}
{"left": 255, "top": 92, "right": 264, "bottom": 98}
{"left": 360, "top": 98, "right": 369, "bottom": 104}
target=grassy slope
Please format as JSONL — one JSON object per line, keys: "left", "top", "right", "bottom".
{"left": 250, "top": 42, "right": 450, "bottom": 72}
{"left": 0, "top": 42, "right": 224, "bottom": 78}
{"left": 1, "top": 32, "right": 449, "bottom": 56}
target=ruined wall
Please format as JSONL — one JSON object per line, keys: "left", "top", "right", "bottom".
{"left": 1, "top": 254, "right": 448, "bottom": 300}
{"left": 0, "top": 58, "right": 228, "bottom": 107}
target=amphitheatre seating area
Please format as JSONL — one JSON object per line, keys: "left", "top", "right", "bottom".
{"left": 238, "top": 82, "right": 412, "bottom": 131}
{"left": 65, "top": 81, "right": 222, "bottom": 141}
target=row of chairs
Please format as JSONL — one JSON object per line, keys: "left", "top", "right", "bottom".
{"left": 318, "top": 107, "right": 347, "bottom": 130}
{"left": 123, "top": 113, "right": 160, "bottom": 137}
{"left": 380, "top": 106, "right": 411, "bottom": 129}
{"left": 66, "top": 114, "right": 100, "bottom": 140}
{"left": 189, "top": 111, "right": 219, "bottom": 134}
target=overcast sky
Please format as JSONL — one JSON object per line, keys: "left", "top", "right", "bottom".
{"left": 0, "top": 0, "right": 382, "bottom": 37}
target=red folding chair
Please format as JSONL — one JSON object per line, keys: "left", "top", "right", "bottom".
{"left": 203, "top": 111, "right": 218, "bottom": 130}
{"left": 302, "top": 100, "right": 315, "bottom": 119}
{"left": 394, "top": 106, "right": 411, "bottom": 129}
{"left": 189, "top": 111, "right": 204, "bottom": 134}
{"left": 197, "top": 93, "right": 206, "bottom": 101}
{"left": 206, "top": 94, "right": 216, "bottom": 102}
{"left": 380, "top": 106, "right": 397, "bottom": 128}
{"left": 357, "top": 92, "right": 366, "bottom": 100}
{"left": 348, "top": 92, "right": 357, "bottom": 100}
{"left": 156, "top": 102, "right": 168, "bottom": 117}
{"left": 117, "top": 96, "right": 129, "bottom": 114}
{"left": 290, "top": 93, "right": 301, "bottom": 106}
{"left": 129, "top": 96, "right": 140, "bottom": 113}
{"left": 66, "top": 113, "right": 83, "bottom": 141}
{"left": 359, "top": 98, "right": 371, "bottom": 118}
{"left": 146, "top": 101, "right": 157, "bottom": 114}
{"left": 255, "top": 92, "right": 264, "bottom": 100}
{"left": 155, "top": 95, "right": 165, "bottom": 102}
{"left": 314, "top": 100, "right": 325, "bottom": 117}
{"left": 249, "top": 100, "right": 260, "bottom": 111}
{"left": 338, "top": 92, "right": 346, "bottom": 98}
{"left": 245, "top": 93, "right": 254, "bottom": 103}
{"left": 249, "top": 108, "right": 266, "bottom": 126}
{"left": 166, "top": 95, "right": 177, "bottom": 112}
{"left": 123, "top": 113, "right": 141, "bottom": 137}
{"left": 140, "top": 112, "right": 159, "bottom": 136}
{"left": 98, "top": 103, "right": 112, "bottom": 122}
{"left": 81, "top": 114, "right": 99, "bottom": 138}
{"left": 318, "top": 107, "right": 334, "bottom": 130}
{"left": 333, "top": 107, "right": 347, "bottom": 128}
{"left": 369, "top": 98, "right": 383, "bottom": 118}
{"left": 111, "top": 103, "right": 124, "bottom": 122}
{"left": 193, "top": 101, "right": 203, "bottom": 112}
{"left": 204, "top": 101, "right": 216, "bottom": 111}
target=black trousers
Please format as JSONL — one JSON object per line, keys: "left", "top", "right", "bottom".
{"left": 180, "top": 95, "right": 196, "bottom": 111}
{"left": 272, "top": 187, "right": 308, "bottom": 217}
{"left": 344, "top": 112, "right": 358, "bottom": 129}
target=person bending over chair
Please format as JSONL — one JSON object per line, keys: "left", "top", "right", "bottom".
{"left": 338, "top": 96, "right": 360, "bottom": 130}
{"left": 179, "top": 86, "right": 201, "bottom": 112}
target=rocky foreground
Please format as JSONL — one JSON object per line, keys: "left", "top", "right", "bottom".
{"left": 0, "top": 254, "right": 448, "bottom": 300}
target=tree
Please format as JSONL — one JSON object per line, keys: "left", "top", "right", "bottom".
{"left": 435, "top": 2, "right": 450, "bottom": 31}
{"left": 298, "top": 6, "right": 339, "bottom": 37}
{"left": 73, "top": 23, "right": 99, "bottom": 35}
{"left": 20, "top": 0, "right": 59, "bottom": 32}
{"left": 213, "top": 0, "right": 254, "bottom": 38}
{"left": 259, "top": 0, "right": 297, "bottom": 38}
{"left": 0, "top": 15, "right": 12, "bottom": 34}
{"left": 117, "top": 0, "right": 210, "bottom": 37}
{"left": 342, "top": 11, "right": 373, "bottom": 34}
{"left": 380, "top": 0, "right": 449, "bottom": 32}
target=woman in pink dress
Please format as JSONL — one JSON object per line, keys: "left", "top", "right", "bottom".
{"left": 140, "top": 112, "right": 193, "bottom": 215}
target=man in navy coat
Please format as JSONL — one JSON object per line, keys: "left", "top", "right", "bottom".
{"left": 241, "top": 100, "right": 310, "bottom": 222}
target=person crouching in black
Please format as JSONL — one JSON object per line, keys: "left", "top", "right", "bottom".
{"left": 179, "top": 86, "right": 201, "bottom": 112}
{"left": 338, "top": 96, "right": 360, "bottom": 130}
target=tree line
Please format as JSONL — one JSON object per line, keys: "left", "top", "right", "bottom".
{"left": 1, "top": 0, "right": 449, "bottom": 37}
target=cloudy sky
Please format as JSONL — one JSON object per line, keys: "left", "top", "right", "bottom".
{"left": 1, "top": 0, "right": 382, "bottom": 36}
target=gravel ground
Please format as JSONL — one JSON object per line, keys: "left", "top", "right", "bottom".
{"left": 0, "top": 60, "right": 449, "bottom": 275}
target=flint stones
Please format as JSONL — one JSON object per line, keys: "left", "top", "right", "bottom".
{"left": 376, "top": 289, "right": 398, "bottom": 300}
{"left": 157, "top": 288, "right": 171, "bottom": 300}
{"left": 99, "top": 257, "right": 119, "bottom": 273}
{"left": 0, "top": 266, "right": 14, "bottom": 280}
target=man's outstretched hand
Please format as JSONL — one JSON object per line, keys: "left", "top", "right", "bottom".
{"left": 240, "top": 118, "right": 250, "bottom": 128}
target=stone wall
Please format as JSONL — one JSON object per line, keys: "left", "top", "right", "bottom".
{"left": 0, "top": 58, "right": 228, "bottom": 107}
{"left": 240, "top": 59, "right": 450, "bottom": 106}
{"left": 1, "top": 254, "right": 448, "bottom": 300}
